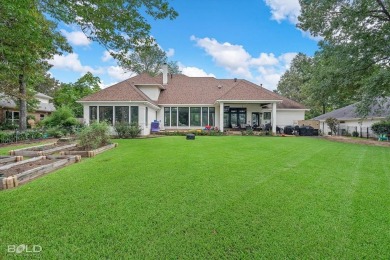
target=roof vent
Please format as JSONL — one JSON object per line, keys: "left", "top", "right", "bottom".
{"left": 217, "top": 84, "right": 222, "bottom": 89}
{"left": 234, "top": 78, "right": 237, "bottom": 82}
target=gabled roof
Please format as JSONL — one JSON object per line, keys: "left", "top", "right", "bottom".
{"left": 80, "top": 73, "right": 306, "bottom": 109}
{"left": 313, "top": 97, "right": 390, "bottom": 121}
{"left": 79, "top": 79, "right": 157, "bottom": 105}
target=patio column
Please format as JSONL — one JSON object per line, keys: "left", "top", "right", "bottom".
{"left": 272, "top": 102, "right": 277, "bottom": 134}
{"left": 219, "top": 102, "right": 224, "bottom": 132}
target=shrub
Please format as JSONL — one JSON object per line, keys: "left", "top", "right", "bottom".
{"left": 128, "top": 123, "right": 142, "bottom": 138}
{"left": 325, "top": 117, "right": 339, "bottom": 135}
{"left": 371, "top": 120, "right": 390, "bottom": 135}
{"left": 78, "top": 121, "right": 111, "bottom": 150}
{"left": 352, "top": 131, "right": 359, "bottom": 137}
{"left": 113, "top": 122, "right": 142, "bottom": 138}
{"left": 41, "top": 106, "right": 81, "bottom": 134}
{"left": 46, "top": 127, "right": 65, "bottom": 138}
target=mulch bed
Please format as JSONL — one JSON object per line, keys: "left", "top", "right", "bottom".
{"left": 324, "top": 136, "right": 390, "bottom": 147}
{"left": 24, "top": 142, "right": 74, "bottom": 151}
{"left": 0, "top": 158, "right": 63, "bottom": 177}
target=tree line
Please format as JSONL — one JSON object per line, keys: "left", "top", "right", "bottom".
{"left": 276, "top": 0, "right": 390, "bottom": 119}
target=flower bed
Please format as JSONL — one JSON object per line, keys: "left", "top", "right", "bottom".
{"left": 0, "top": 156, "right": 24, "bottom": 167}
{"left": 0, "top": 155, "right": 81, "bottom": 190}
{"left": 59, "top": 143, "right": 118, "bottom": 157}
{"left": 9, "top": 142, "right": 77, "bottom": 157}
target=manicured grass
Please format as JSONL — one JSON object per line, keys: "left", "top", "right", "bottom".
{"left": 1, "top": 136, "right": 389, "bottom": 258}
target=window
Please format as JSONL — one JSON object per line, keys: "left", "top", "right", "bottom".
{"left": 209, "top": 107, "right": 215, "bottom": 126}
{"left": 5, "top": 111, "right": 19, "bottom": 124}
{"left": 131, "top": 106, "right": 139, "bottom": 124}
{"left": 190, "top": 107, "right": 201, "bottom": 126}
{"left": 40, "top": 114, "right": 45, "bottom": 121}
{"left": 145, "top": 107, "right": 148, "bottom": 128}
{"left": 99, "top": 106, "right": 113, "bottom": 125}
{"left": 178, "top": 107, "right": 189, "bottom": 126}
{"left": 164, "top": 107, "right": 170, "bottom": 126}
{"left": 89, "top": 106, "right": 97, "bottom": 121}
{"left": 202, "top": 107, "right": 208, "bottom": 126}
{"left": 171, "top": 107, "right": 177, "bottom": 127}
{"left": 115, "top": 106, "right": 129, "bottom": 124}
{"left": 264, "top": 112, "right": 271, "bottom": 120}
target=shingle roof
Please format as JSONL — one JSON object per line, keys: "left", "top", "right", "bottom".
{"left": 0, "top": 93, "right": 55, "bottom": 112}
{"left": 80, "top": 73, "right": 306, "bottom": 109}
{"left": 313, "top": 97, "right": 390, "bottom": 120}
{"left": 79, "top": 79, "right": 157, "bottom": 105}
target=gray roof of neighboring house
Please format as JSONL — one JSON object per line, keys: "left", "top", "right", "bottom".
{"left": 313, "top": 97, "right": 390, "bottom": 121}
{"left": 0, "top": 93, "right": 55, "bottom": 112}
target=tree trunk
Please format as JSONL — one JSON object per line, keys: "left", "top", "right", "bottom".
{"left": 322, "top": 103, "right": 326, "bottom": 114}
{"left": 18, "top": 74, "right": 27, "bottom": 131}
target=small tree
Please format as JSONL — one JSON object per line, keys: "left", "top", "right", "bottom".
{"left": 325, "top": 117, "right": 339, "bottom": 135}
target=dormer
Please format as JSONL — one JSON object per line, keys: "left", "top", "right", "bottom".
{"left": 135, "top": 84, "right": 165, "bottom": 101}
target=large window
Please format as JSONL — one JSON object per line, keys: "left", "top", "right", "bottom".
{"left": 190, "top": 107, "right": 201, "bottom": 126}
{"left": 178, "top": 107, "right": 189, "bottom": 126}
{"left": 115, "top": 106, "right": 129, "bottom": 124}
{"left": 89, "top": 106, "right": 97, "bottom": 121}
{"left": 224, "top": 107, "right": 246, "bottom": 127}
{"left": 164, "top": 107, "right": 170, "bottom": 126}
{"left": 145, "top": 107, "right": 148, "bottom": 128}
{"left": 131, "top": 106, "right": 139, "bottom": 124}
{"left": 164, "top": 107, "right": 215, "bottom": 127}
{"left": 202, "top": 107, "right": 208, "bottom": 126}
{"left": 209, "top": 107, "right": 215, "bottom": 126}
{"left": 171, "top": 107, "right": 177, "bottom": 127}
{"left": 99, "top": 106, "right": 113, "bottom": 125}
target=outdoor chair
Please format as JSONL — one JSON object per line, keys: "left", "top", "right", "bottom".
{"left": 378, "top": 134, "right": 389, "bottom": 141}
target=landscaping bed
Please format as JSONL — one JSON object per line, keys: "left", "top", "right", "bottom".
{"left": 0, "top": 155, "right": 81, "bottom": 190}
{"left": 60, "top": 143, "right": 118, "bottom": 157}
{"left": 0, "top": 156, "right": 23, "bottom": 167}
{"left": 9, "top": 142, "right": 77, "bottom": 156}
{"left": 324, "top": 135, "right": 390, "bottom": 147}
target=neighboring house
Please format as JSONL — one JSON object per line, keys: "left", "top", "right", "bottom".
{"left": 79, "top": 65, "right": 307, "bottom": 135}
{"left": 313, "top": 98, "right": 390, "bottom": 135}
{"left": 0, "top": 92, "right": 55, "bottom": 125}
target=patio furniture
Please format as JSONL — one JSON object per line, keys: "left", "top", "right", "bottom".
{"left": 378, "top": 134, "right": 389, "bottom": 141}
{"left": 231, "top": 124, "right": 239, "bottom": 130}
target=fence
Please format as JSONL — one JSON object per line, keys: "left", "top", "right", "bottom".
{"left": 336, "top": 126, "right": 377, "bottom": 139}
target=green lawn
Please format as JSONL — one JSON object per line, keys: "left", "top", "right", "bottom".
{"left": 1, "top": 136, "right": 389, "bottom": 259}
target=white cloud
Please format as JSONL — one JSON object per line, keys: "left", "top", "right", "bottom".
{"left": 264, "top": 0, "right": 301, "bottom": 24}
{"left": 60, "top": 29, "right": 91, "bottom": 46}
{"left": 191, "top": 35, "right": 253, "bottom": 78}
{"left": 99, "top": 80, "right": 118, "bottom": 89}
{"left": 191, "top": 35, "right": 297, "bottom": 90}
{"left": 166, "top": 48, "right": 175, "bottom": 58}
{"left": 49, "top": 53, "right": 102, "bottom": 74}
{"left": 106, "top": 66, "right": 134, "bottom": 81}
{"left": 181, "top": 66, "right": 215, "bottom": 78}
{"left": 101, "top": 50, "right": 114, "bottom": 62}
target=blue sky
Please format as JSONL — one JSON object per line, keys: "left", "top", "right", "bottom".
{"left": 48, "top": 0, "right": 318, "bottom": 90}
